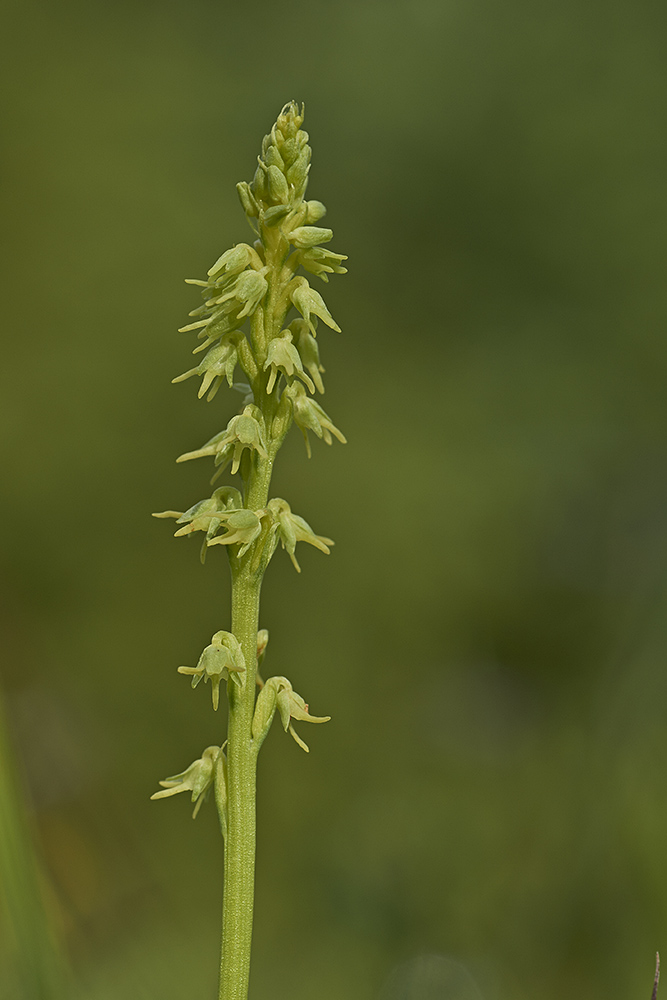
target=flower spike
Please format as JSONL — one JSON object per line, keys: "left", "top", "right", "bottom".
{"left": 154, "top": 104, "right": 347, "bottom": 988}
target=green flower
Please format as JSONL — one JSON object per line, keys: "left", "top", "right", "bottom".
{"left": 178, "top": 406, "right": 267, "bottom": 476}
{"left": 153, "top": 486, "right": 239, "bottom": 534}
{"left": 187, "top": 311, "right": 247, "bottom": 359}
{"left": 212, "top": 268, "right": 269, "bottom": 319}
{"left": 218, "top": 405, "right": 268, "bottom": 475}
{"left": 178, "top": 631, "right": 246, "bottom": 709}
{"left": 298, "top": 246, "right": 348, "bottom": 283}
{"left": 151, "top": 745, "right": 221, "bottom": 818}
{"left": 172, "top": 339, "right": 238, "bottom": 400}
{"left": 206, "top": 244, "right": 256, "bottom": 279}
{"left": 206, "top": 509, "right": 263, "bottom": 558}
{"left": 251, "top": 676, "right": 330, "bottom": 753}
{"left": 277, "top": 684, "right": 329, "bottom": 752}
{"left": 177, "top": 245, "right": 265, "bottom": 350}
{"left": 289, "top": 276, "right": 341, "bottom": 336}
{"left": 178, "top": 297, "right": 241, "bottom": 336}
{"left": 152, "top": 487, "right": 243, "bottom": 561}
{"left": 267, "top": 498, "right": 333, "bottom": 573}
{"left": 176, "top": 429, "right": 234, "bottom": 468}
{"left": 284, "top": 382, "right": 346, "bottom": 457}
{"left": 263, "top": 330, "right": 315, "bottom": 394}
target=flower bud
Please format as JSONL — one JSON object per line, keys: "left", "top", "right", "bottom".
{"left": 251, "top": 682, "right": 277, "bottom": 744}
{"left": 288, "top": 226, "right": 333, "bottom": 249}
{"left": 214, "top": 748, "right": 228, "bottom": 835}
{"left": 280, "top": 137, "right": 298, "bottom": 167}
{"left": 236, "top": 181, "right": 259, "bottom": 218}
{"left": 262, "top": 204, "right": 291, "bottom": 228}
{"left": 267, "top": 165, "right": 289, "bottom": 205}
{"left": 264, "top": 145, "right": 285, "bottom": 171}
{"left": 305, "top": 200, "right": 327, "bottom": 223}
{"left": 276, "top": 101, "right": 304, "bottom": 139}
{"left": 290, "top": 320, "right": 325, "bottom": 393}
{"left": 257, "top": 629, "right": 269, "bottom": 662}
{"left": 252, "top": 160, "right": 267, "bottom": 201}
{"left": 269, "top": 381, "right": 294, "bottom": 441}
{"left": 286, "top": 147, "right": 311, "bottom": 189}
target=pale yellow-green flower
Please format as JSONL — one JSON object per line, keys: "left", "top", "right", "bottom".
{"left": 284, "top": 382, "right": 346, "bottom": 457}
{"left": 289, "top": 276, "right": 341, "bottom": 336}
{"left": 178, "top": 631, "right": 246, "bottom": 709}
{"left": 151, "top": 746, "right": 222, "bottom": 818}
{"left": 251, "top": 676, "right": 330, "bottom": 752}
{"left": 266, "top": 498, "right": 333, "bottom": 573}
{"left": 263, "top": 330, "right": 315, "bottom": 394}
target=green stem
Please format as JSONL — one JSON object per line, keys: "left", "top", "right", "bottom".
{"left": 218, "top": 569, "right": 260, "bottom": 1000}
{"left": 217, "top": 125, "right": 311, "bottom": 1000}
{"left": 166, "top": 102, "right": 342, "bottom": 1000}
{"left": 218, "top": 453, "right": 274, "bottom": 1000}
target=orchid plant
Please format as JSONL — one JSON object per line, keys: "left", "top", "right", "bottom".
{"left": 151, "top": 102, "right": 346, "bottom": 1000}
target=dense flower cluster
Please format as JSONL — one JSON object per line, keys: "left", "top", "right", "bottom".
{"left": 153, "top": 101, "right": 343, "bottom": 823}
{"left": 173, "top": 101, "right": 346, "bottom": 423}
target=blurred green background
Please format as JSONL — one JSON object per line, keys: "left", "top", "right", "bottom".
{"left": 2, "top": 0, "right": 667, "bottom": 998}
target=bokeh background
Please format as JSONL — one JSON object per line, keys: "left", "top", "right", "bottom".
{"left": 2, "top": 1, "right": 667, "bottom": 998}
